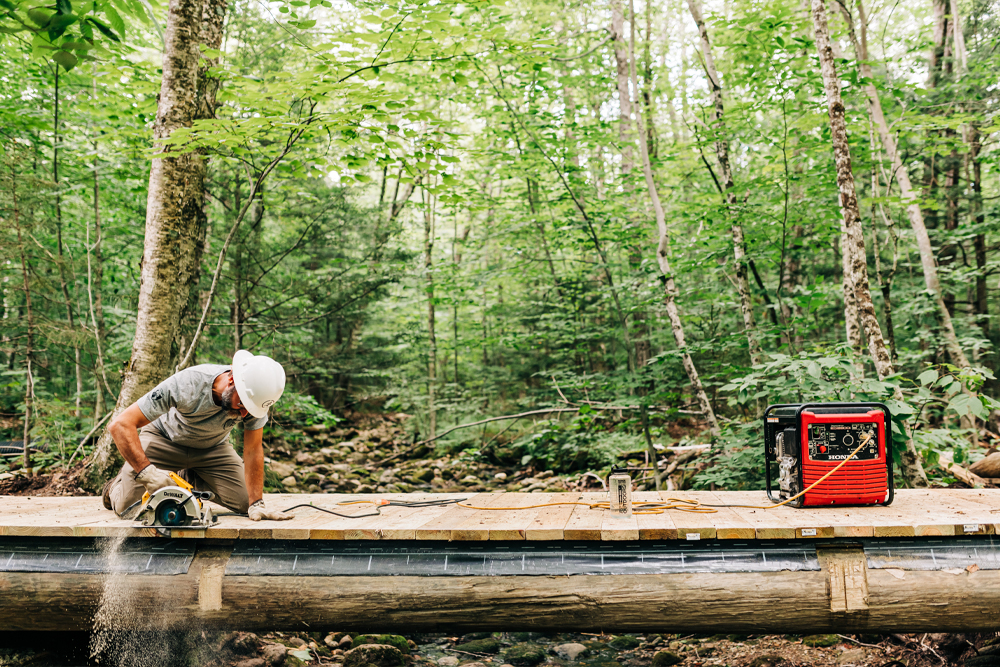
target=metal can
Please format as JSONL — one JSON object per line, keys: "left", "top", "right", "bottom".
{"left": 608, "top": 473, "right": 632, "bottom": 517}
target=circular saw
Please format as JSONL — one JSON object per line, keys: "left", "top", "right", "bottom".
{"left": 136, "top": 471, "right": 216, "bottom": 534}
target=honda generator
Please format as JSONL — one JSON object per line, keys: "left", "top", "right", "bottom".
{"left": 764, "top": 403, "right": 893, "bottom": 507}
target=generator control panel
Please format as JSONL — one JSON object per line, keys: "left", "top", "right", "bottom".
{"left": 807, "top": 422, "right": 880, "bottom": 461}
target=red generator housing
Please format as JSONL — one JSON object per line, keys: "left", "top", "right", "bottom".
{"left": 764, "top": 403, "right": 894, "bottom": 507}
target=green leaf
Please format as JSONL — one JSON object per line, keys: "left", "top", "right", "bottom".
{"left": 289, "top": 649, "right": 311, "bottom": 661}
{"left": 52, "top": 49, "right": 78, "bottom": 70}
{"left": 917, "top": 369, "right": 938, "bottom": 386}
{"left": 27, "top": 8, "right": 52, "bottom": 26}
{"left": 47, "top": 12, "right": 77, "bottom": 40}
{"left": 0, "top": 0, "right": 17, "bottom": 10}
{"left": 88, "top": 16, "right": 120, "bottom": 41}
{"left": 806, "top": 361, "right": 821, "bottom": 378}
{"left": 56, "top": 0, "right": 72, "bottom": 14}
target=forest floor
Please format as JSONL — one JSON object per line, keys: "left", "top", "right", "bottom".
{"left": 0, "top": 412, "right": 997, "bottom": 667}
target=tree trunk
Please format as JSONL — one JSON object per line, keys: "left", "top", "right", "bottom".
{"left": 814, "top": 0, "right": 927, "bottom": 486}
{"left": 424, "top": 186, "right": 437, "bottom": 440}
{"left": 968, "top": 125, "right": 988, "bottom": 338}
{"left": 627, "top": 0, "right": 719, "bottom": 437}
{"left": 841, "top": 223, "right": 863, "bottom": 361}
{"left": 52, "top": 68, "right": 83, "bottom": 417}
{"left": 844, "top": 0, "right": 971, "bottom": 370}
{"left": 688, "top": 0, "right": 763, "bottom": 366}
{"left": 610, "top": 0, "right": 634, "bottom": 177}
{"left": 10, "top": 160, "right": 35, "bottom": 473}
{"left": 86, "top": 0, "right": 228, "bottom": 487}
{"left": 87, "top": 134, "right": 111, "bottom": 405}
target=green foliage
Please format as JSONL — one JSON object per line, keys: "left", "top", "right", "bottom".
{"left": 270, "top": 392, "right": 341, "bottom": 428}
{"left": 516, "top": 412, "right": 642, "bottom": 474}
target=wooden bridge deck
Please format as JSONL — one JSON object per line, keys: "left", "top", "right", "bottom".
{"left": 1, "top": 488, "right": 998, "bottom": 540}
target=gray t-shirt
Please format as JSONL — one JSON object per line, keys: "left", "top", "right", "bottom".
{"left": 136, "top": 364, "right": 268, "bottom": 448}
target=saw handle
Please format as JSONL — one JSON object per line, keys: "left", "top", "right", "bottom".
{"left": 140, "top": 471, "right": 213, "bottom": 504}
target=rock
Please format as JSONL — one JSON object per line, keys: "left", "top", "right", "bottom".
{"left": 608, "top": 636, "right": 641, "bottom": 651}
{"left": 747, "top": 656, "right": 787, "bottom": 667}
{"left": 262, "top": 643, "right": 288, "bottom": 667}
{"left": 288, "top": 637, "right": 307, "bottom": 648}
{"left": 305, "top": 424, "right": 329, "bottom": 434}
{"left": 325, "top": 634, "right": 344, "bottom": 648}
{"left": 802, "top": 634, "right": 840, "bottom": 648}
{"left": 295, "top": 452, "right": 316, "bottom": 465}
{"left": 510, "top": 633, "right": 544, "bottom": 643}
{"left": 354, "top": 635, "right": 410, "bottom": 654}
{"left": 971, "top": 452, "right": 1000, "bottom": 477}
{"left": 651, "top": 651, "right": 683, "bottom": 667}
{"left": 225, "top": 632, "right": 262, "bottom": 655}
{"left": 494, "top": 472, "right": 507, "bottom": 480}
{"left": 438, "top": 658, "right": 460, "bottom": 667}
{"left": 537, "top": 470, "right": 554, "bottom": 479}
{"left": 460, "top": 663, "right": 488, "bottom": 667}
{"left": 270, "top": 461, "right": 295, "bottom": 478}
{"left": 505, "top": 643, "right": 547, "bottom": 666}
{"left": 461, "top": 475, "right": 480, "bottom": 484}
{"left": 553, "top": 643, "right": 588, "bottom": 661}
{"left": 838, "top": 648, "right": 865, "bottom": 664}
{"left": 234, "top": 659, "right": 267, "bottom": 667}
{"left": 281, "top": 475, "right": 298, "bottom": 488}
{"left": 343, "top": 644, "right": 405, "bottom": 667}
{"left": 455, "top": 638, "right": 501, "bottom": 654}
{"left": 461, "top": 632, "right": 493, "bottom": 642}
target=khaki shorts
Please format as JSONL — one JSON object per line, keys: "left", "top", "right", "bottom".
{"left": 108, "top": 425, "right": 249, "bottom": 515}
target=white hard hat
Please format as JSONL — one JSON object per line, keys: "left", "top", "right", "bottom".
{"left": 232, "top": 350, "right": 286, "bottom": 419}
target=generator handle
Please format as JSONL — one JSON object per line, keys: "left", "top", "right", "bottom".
{"left": 763, "top": 403, "right": 801, "bottom": 503}
{"left": 793, "top": 402, "right": 894, "bottom": 507}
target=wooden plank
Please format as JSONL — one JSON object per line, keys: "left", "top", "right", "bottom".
{"left": 633, "top": 491, "right": 677, "bottom": 540}
{"left": 486, "top": 493, "right": 557, "bottom": 541}
{"left": 658, "top": 492, "right": 716, "bottom": 541}
{"left": 357, "top": 494, "right": 469, "bottom": 540}
{"left": 563, "top": 492, "right": 606, "bottom": 540}
{"left": 412, "top": 492, "right": 491, "bottom": 540}
{"left": 450, "top": 493, "right": 512, "bottom": 541}
{"left": 720, "top": 491, "right": 797, "bottom": 539}
{"left": 699, "top": 491, "right": 757, "bottom": 539}
{"left": 524, "top": 493, "right": 581, "bottom": 541}
{"left": 302, "top": 495, "right": 393, "bottom": 540}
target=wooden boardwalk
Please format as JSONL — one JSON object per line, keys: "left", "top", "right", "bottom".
{"left": 1, "top": 488, "right": 998, "bottom": 540}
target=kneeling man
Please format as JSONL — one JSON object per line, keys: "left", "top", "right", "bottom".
{"left": 103, "top": 350, "right": 293, "bottom": 522}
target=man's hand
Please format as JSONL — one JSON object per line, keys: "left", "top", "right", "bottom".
{"left": 135, "top": 465, "right": 173, "bottom": 495}
{"left": 248, "top": 500, "right": 294, "bottom": 521}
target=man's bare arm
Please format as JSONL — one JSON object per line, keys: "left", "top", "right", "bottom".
{"left": 108, "top": 403, "right": 153, "bottom": 472}
{"left": 243, "top": 427, "right": 264, "bottom": 505}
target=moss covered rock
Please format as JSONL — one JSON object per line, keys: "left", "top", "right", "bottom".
{"left": 608, "top": 636, "right": 641, "bottom": 651}
{"left": 343, "top": 645, "right": 405, "bottom": 667}
{"left": 505, "top": 643, "right": 547, "bottom": 666}
{"left": 354, "top": 635, "right": 410, "bottom": 655}
{"left": 651, "top": 651, "right": 683, "bottom": 667}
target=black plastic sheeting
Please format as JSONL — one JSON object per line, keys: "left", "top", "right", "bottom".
{"left": 0, "top": 538, "right": 195, "bottom": 575}
{"left": 864, "top": 537, "right": 1000, "bottom": 571}
{"left": 225, "top": 540, "right": 822, "bottom": 577}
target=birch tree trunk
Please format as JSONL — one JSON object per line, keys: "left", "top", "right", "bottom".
{"left": 841, "top": 224, "right": 863, "bottom": 360}
{"left": 626, "top": 0, "right": 719, "bottom": 437}
{"left": 688, "top": 0, "right": 762, "bottom": 366}
{"left": 87, "top": 0, "right": 228, "bottom": 486}
{"left": 424, "top": 186, "right": 437, "bottom": 440}
{"left": 610, "top": 0, "right": 634, "bottom": 177}
{"left": 813, "top": 0, "right": 927, "bottom": 486}
{"left": 844, "top": 0, "right": 971, "bottom": 370}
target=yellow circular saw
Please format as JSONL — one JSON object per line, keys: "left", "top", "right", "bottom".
{"left": 136, "top": 471, "right": 215, "bottom": 532}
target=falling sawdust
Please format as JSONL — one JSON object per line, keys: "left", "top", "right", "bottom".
{"left": 89, "top": 535, "right": 174, "bottom": 667}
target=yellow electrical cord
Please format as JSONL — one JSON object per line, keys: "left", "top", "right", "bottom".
{"left": 338, "top": 432, "right": 876, "bottom": 515}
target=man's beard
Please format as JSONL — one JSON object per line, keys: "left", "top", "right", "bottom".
{"left": 220, "top": 385, "right": 243, "bottom": 418}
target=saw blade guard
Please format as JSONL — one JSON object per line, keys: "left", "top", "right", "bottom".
{"left": 137, "top": 486, "right": 209, "bottom": 528}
